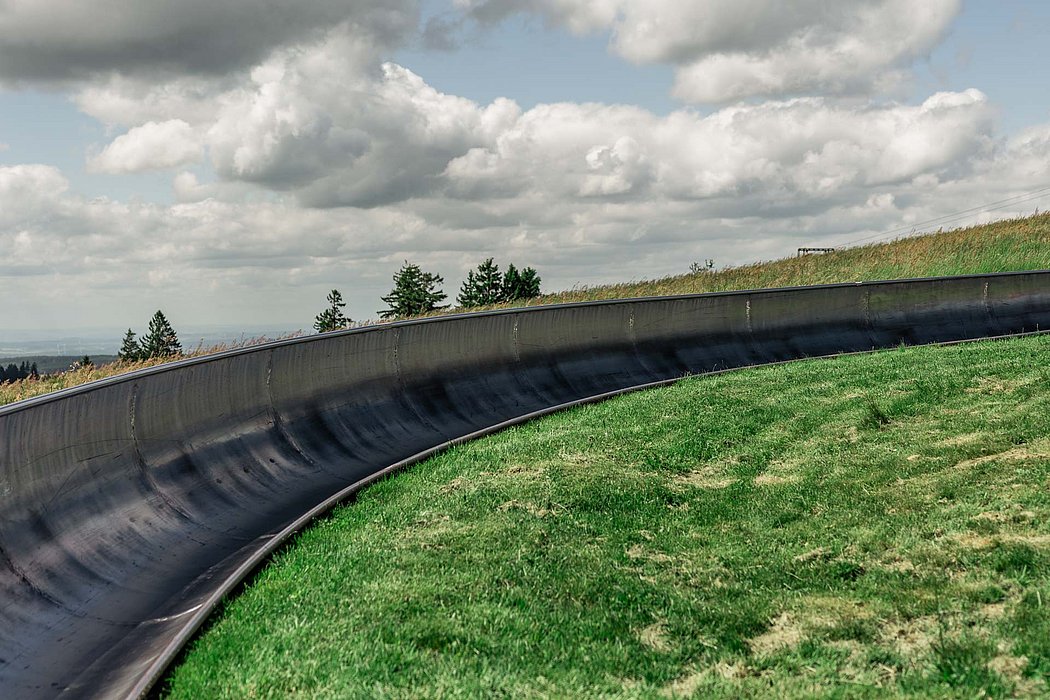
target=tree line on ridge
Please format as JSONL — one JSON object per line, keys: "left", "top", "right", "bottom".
{"left": 314, "top": 258, "right": 541, "bottom": 332}
{"left": 5, "top": 259, "right": 542, "bottom": 383}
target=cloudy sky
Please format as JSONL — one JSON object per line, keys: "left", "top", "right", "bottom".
{"left": 2, "top": 0, "right": 1049, "bottom": 334}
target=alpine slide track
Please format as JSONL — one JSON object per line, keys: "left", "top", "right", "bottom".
{"left": 2, "top": 271, "right": 1050, "bottom": 698}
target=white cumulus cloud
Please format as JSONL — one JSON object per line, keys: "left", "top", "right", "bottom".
{"left": 444, "top": 90, "right": 995, "bottom": 207}
{"left": 0, "top": 164, "right": 69, "bottom": 222}
{"left": 197, "top": 28, "right": 521, "bottom": 207}
{"left": 89, "top": 120, "right": 203, "bottom": 174}
{"left": 455, "top": 0, "right": 962, "bottom": 102}
{"left": 80, "top": 21, "right": 991, "bottom": 215}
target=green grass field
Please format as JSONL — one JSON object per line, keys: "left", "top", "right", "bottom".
{"left": 163, "top": 334, "right": 1050, "bottom": 698}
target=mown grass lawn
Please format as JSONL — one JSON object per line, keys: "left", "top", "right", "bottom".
{"left": 164, "top": 335, "right": 1050, "bottom": 699}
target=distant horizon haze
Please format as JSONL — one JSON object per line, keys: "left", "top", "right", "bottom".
{"left": 0, "top": 324, "right": 305, "bottom": 357}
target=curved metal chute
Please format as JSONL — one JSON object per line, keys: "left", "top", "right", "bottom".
{"left": 1, "top": 272, "right": 1049, "bottom": 698}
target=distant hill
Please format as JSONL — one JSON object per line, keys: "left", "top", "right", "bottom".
{"left": 0, "top": 355, "right": 119, "bottom": 375}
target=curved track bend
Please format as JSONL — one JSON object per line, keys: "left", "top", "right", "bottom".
{"left": 2, "top": 272, "right": 1050, "bottom": 698}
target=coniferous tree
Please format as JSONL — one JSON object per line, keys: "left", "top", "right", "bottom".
{"left": 141, "top": 311, "right": 182, "bottom": 358}
{"left": 80, "top": 356, "right": 93, "bottom": 368}
{"left": 4, "top": 363, "right": 18, "bottom": 381}
{"left": 457, "top": 258, "right": 504, "bottom": 308}
{"left": 379, "top": 261, "right": 448, "bottom": 319}
{"left": 518, "top": 266, "right": 541, "bottom": 298}
{"left": 458, "top": 269, "right": 478, "bottom": 306}
{"left": 29, "top": 362, "right": 39, "bottom": 380}
{"left": 501, "top": 264, "right": 520, "bottom": 301}
{"left": 314, "top": 289, "right": 350, "bottom": 333}
{"left": 501, "top": 264, "right": 541, "bottom": 301}
{"left": 119, "top": 328, "right": 142, "bottom": 362}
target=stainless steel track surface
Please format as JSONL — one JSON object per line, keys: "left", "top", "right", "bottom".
{"left": 2, "top": 272, "right": 1050, "bottom": 699}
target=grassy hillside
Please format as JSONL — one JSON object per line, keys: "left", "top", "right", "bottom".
{"left": 164, "top": 334, "right": 1050, "bottom": 698}
{"left": 477, "top": 213, "right": 1050, "bottom": 308}
{"left": 2, "top": 213, "right": 1048, "bottom": 409}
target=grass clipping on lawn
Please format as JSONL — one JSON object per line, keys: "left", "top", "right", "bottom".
{"left": 164, "top": 334, "right": 1050, "bottom": 699}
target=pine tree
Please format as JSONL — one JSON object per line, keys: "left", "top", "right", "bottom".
{"left": 501, "top": 264, "right": 522, "bottom": 302}
{"left": 518, "top": 266, "right": 541, "bottom": 298}
{"left": 119, "top": 328, "right": 142, "bottom": 362}
{"left": 379, "top": 261, "right": 448, "bottom": 319}
{"left": 501, "top": 264, "right": 541, "bottom": 301}
{"left": 457, "top": 258, "right": 504, "bottom": 307}
{"left": 80, "top": 356, "right": 93, "bottom": 368}
{"left": 29, "top": 362, "right": 39, "bottom": 380}
{"left": 314, "top": 289, "right": 350, "bottom": 333}
{"left": 141, "top": 311, "right": 182, "bottom": 358}
{"left": 457, "top": 269, "right": 479, "bottom": 306}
